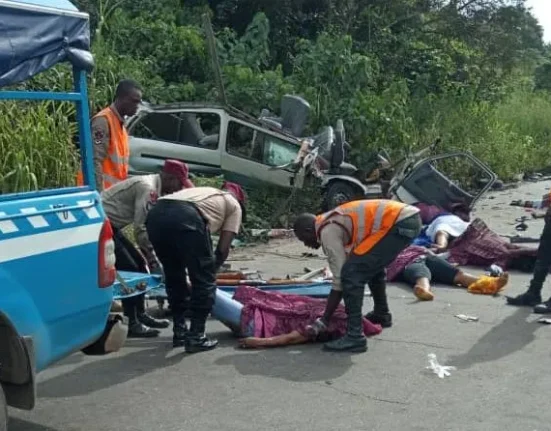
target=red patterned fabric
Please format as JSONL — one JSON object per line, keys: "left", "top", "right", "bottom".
{"left": 233, "top": 286, "right": 382, "bottom": 339}
{"left": 447, "top": 218, "right": 537, "bottom": 268}
{"left": 386, "top": 245, "right": 429, "bottom": 281}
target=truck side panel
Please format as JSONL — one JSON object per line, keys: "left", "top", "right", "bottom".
{"left": 0, "top": 190, "right": 113, "bottom": 372}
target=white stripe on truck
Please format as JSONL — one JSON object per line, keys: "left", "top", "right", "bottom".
{"left": 0, "top": 223, "right": 103, "bottom": 264}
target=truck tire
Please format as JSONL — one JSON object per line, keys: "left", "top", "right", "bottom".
{"left": 322, "top": 181, "right": 363, "bottom": 212}
{"left": 0, "top": 384, "right": 7, "bottom": 431}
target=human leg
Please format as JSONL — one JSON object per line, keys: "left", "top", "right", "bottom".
{"left": 183, "top": 228, "right": 219, "bottom": 353}
{"left": 507, "top": 220, "right": 551, "bottom": 307}
{"left": 113, "top": 230, "right": 162, "bottom": 338}
{"left": 146, "top": 203, "right": 191, "bottom": 346}
{"left": 401, "top": 259, "right": 434, "bottom": 301}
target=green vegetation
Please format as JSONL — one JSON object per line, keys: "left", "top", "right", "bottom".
{"left": 2, "top": 0, "right": 551, "bottom": 224}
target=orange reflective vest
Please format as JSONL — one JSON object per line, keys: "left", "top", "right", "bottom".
{"left": 76, "top": 106, "right": 129, "bottom": 190}
{"left": 315, "top": 200, "right": 407, "bottom": 256}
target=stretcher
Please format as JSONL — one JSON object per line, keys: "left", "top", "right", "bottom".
{"left": 145, "top": 281, "right": 333, "bottom": 308}
{"left": 113, "top": 271, "right": 164, "bottom": 300}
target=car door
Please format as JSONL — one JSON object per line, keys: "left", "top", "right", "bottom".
{"left": 393, "top": 152, "right": 497, "bottom": 209}
{"left": 220, "top": 118, "right": 300, "bottom": 188}
{"left": 127, "top": 109, "right": 222, "bottom": 176}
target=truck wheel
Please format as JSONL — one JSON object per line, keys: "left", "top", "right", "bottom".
{"left": 0, "top": 384, "right": 7, "bottom": 431}
{"left": 322, "top": 181, "right": 363, "bottom": 212}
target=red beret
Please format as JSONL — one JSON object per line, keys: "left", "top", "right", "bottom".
{"left": 222, "top": 181, "right": 246, "bottom": 205}
{"left": 162, "top": 159, "right": 194, "bottom": 188}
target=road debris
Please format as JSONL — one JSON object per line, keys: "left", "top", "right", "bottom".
{"left": 455, "top": 314, "right": 479, "bottom": 322}
{"left": 426, "top": 353, "right": 456, "bottom": 378}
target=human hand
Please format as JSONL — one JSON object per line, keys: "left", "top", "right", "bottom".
{"left": 305, "top": 318, "right": 327, "bottom": 338}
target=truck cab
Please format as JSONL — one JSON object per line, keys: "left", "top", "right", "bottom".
{"left": 0, "top": 1, "right": 158, "bottom": 428}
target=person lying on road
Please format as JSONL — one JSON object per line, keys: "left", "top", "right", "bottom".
{"left": 386, "top": 245, "right": 509, "bottom": 301}
{"left": 211, "top": 287, "right": 382, "bottom": 349}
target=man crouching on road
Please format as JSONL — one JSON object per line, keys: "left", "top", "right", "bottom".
{"left": 101, "top": 159, "right": 194, "bottom": 337}
{"left": 145, "top": 184, "right": 246, "bottom": 353}
{"left": 293, "top": 199, "right": 422, "bottom": 353}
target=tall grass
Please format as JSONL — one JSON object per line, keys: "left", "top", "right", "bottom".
{"left": 0, "top": 101, "right": 79, "bottom": 193}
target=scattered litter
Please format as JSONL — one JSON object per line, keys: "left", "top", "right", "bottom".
{"left": 514, "top": 216, "right": 529, "bottom": 232}
{"left": 506, "top": 236, "right": 540, "bottom": 244}
{"left": 298, "top": 267, "right": 327, "bottom": 281}
{"left": 455, "top": 314, "right": 479, "bottom": 322}
{"left": 426, "top": 353, "right": 456, "bottom": 379}
{"left": 485, "top": 265, "right": 503, "bottom": 277}
{"left": 250, "top": 228, "right": 294, "bottom": 239}
{"left": 538, "top": 318, "right": 551, "bottom": 325}
{"left": 301, "top": 252, "right": 319, "bottom": 258}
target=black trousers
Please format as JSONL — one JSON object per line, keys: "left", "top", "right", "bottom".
{"left": 400, "top": 255, "right": 459, "bottom": 287}
{"left": 146, "top": 200, "right": 217, "bottom": 331}
{"left": 529, "top": 218, "right": 551, "bottom": 294}
{"left": 340, "top": 214, "right": 422, "bottom": 334}
{"left": 113, "top": 229, "right": 148, "bottom": 324}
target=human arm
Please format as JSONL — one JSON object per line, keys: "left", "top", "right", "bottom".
{"left": 239, "top": 331, "right": 309, "bottom": 348}
{"left": 214, "top": 230, "right": 236, "bottom": 271}
{"left": 214, "top": 196, "right": 242, "bottom": 271}
{"left": 91, "top": 116, "right": 110, "bottom": 192}
{"left": 318, "top": 225, "right": 347, "bottom": 324}
{"left": 133, "top": 182, "right": 160, "bottom": 270}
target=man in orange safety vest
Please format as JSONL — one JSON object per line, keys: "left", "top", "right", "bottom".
{"left": 76, "top": 79, "right": 142, "bottom": 191}
{"left": 293, "top": 199, "right": 422, "bottom": 353}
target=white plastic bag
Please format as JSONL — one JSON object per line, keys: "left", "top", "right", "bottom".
{"left": 426, "top": 353, "right": 456, "bottom": 378}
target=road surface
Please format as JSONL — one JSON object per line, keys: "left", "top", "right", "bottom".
{"left": 9, "top": 180, "right": 551, "bottom": 431}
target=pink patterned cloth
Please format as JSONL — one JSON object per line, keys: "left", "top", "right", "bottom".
{"left": 447, "top": 218, "right": 537, "bottom": 269}
{"left": 233, "top": 286, "right": 382, "bottom": 339}
{"left": 386, "top": 245, "right": 429, "bottom": 282}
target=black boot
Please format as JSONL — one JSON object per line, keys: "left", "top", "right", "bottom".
{"left": 364, "top": 311, "right": 393, "bottom": 328}
{"left": 136, "top": 295, "right": 170, "bottom": 328}
{"left": 123, "top": 296, "right": 160, "bottom": 338}
{"left": 324, "top": 290, "right": 367, "bottom": 353}
{"left": 534, "top": 298, "right": 551, "bottom": 314}
{"left": 172, "top": 315, "right": 189, "bottom": 348}
{"left": 506, "top": 290, "right": 542, "bottom": 307}
{"left": 138, "top": 313, "right": 170, "bottom": 329}
{"left": 185, "top": 318, "right": 218, "bottom": 353}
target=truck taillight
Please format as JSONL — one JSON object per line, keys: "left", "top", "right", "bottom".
{"left": 98, "top": 219, "right": 116, "bottom": 288}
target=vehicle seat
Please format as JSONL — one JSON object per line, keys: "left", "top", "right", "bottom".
{"left": 180, "top": 113, "right": 218, "bottom": 148}
{"left": 259, "top": 95, "right": 311, "bottom": 137}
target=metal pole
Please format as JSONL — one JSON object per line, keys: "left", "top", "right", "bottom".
{"left": 202, "top": 13, "right": 228, "bottom": 106}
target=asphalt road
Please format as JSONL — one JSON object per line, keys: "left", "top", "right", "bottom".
{"left": 9, "top": 180, "right": 551, "bottom": 431}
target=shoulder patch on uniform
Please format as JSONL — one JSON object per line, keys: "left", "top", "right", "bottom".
{"left": 93, "top": 128, "right": 106, "bottom": 144}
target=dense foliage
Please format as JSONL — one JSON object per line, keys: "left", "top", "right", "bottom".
{"left": 2, "top": 0, "right": 551, "bottom": 216}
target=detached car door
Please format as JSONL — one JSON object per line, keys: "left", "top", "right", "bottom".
{"left": 393, "top": 152, "right": 497, "bottom": 209}
{"left": 220, "top": 118, "right": 300, "bottom": 188}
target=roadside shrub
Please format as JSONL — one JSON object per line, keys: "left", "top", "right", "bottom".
{"left": 0, "top": 101, "right": 78, "bottom": 193}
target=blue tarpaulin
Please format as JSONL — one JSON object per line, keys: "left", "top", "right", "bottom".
{"left": 0, "top": 0, "right": 93, "bottom": 87}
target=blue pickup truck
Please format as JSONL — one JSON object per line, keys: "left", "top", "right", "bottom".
{"left": 0, "top": 1, "right": 159, "bottom": 428}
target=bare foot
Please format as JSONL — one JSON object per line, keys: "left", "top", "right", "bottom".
{"left": 414, "top": 285, "right": 434, "bottom": 301}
